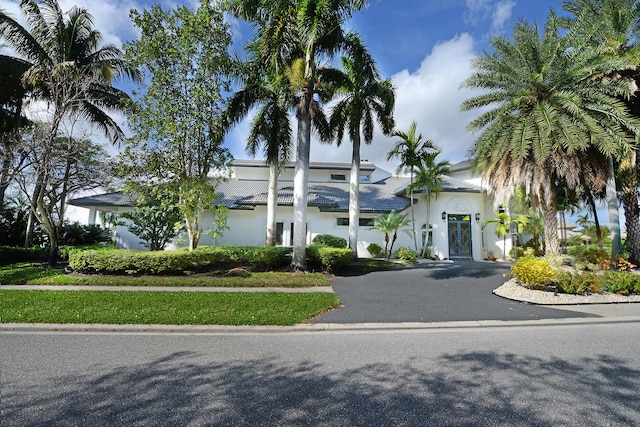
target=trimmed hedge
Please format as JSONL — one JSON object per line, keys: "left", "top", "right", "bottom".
{"left": 311, "top": 234, "right": 347, "bottom": 248}
{"left": 69, "top": 246, "right": 292, "bottom": 275}
{"left": 306, "top": 244, "right": 353, "bottom": 272}
{"left": 0, "top": 246, "right": 47, "bottom": 264}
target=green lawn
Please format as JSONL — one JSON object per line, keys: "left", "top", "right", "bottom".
{"left": 0, "top": 290, "right": 340, "bottom": 326}
{"left": 0, "top": 263, "right": 330, "bottom": 287}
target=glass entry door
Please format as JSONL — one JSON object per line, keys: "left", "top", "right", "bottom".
{"left": 448, "top": 214, "right": 472, "bottom": 258}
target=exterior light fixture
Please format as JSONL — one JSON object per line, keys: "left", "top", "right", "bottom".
{"left": 475, "top": 213, "right": 481, "bottom": 222}
{"left": 441, "top": 211, "right": 447, "bottom": 221}
{"left": 498, "top": 205, "right": 505, "bottom": 214}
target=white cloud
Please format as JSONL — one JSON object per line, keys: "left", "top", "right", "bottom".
{"left": 491, "top": 1, "right": 516, "bottom": 34}
{"left": 464, "top": 0, "right": 515, "bottom": 35}
{"left": 297, "top": 33, "right": 482, "bottom": 174}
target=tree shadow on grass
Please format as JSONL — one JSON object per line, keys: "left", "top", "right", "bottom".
{"left": 3, "top": 350, "right": 638, "bottom": 426}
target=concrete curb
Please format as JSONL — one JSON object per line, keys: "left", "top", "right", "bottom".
{"left": 3, "top": 316, "right": 640, "bottom": 334}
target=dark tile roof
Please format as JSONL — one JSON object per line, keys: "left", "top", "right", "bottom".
{"left": 216, "top": 177, "right": 412, "bottom": 213}
{"left": 69, "top": 175, "right": 478, "bottom": 213}
{"left": 68, "top": 191, "right": 137, "bottom": 207}
{"left": 231, "top": 159, "right": 376, "bottom": 172}
{"left": 404, "top": 176, "right": 482, "bottom": 194}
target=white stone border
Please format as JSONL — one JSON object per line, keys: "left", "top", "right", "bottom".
{"left": 493, "top": 279, "right": 640, "bottom": 305}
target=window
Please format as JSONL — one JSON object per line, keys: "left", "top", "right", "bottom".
{"left": 359, "top": 218, "right": 375, "bottom": 227}
{"left": 275, "top": 222, "right": 284, "bottom": 246}
{"left": 359, "top": 175, "right": 370, "bottom": 182}
{"left": 337, "top": 218, "right": 375, "bottom": 226}
{"left": 331, "top": 174, "right": 346, "bottom": 181}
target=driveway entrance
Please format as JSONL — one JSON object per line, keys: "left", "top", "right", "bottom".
{"left": 313, "top": 260, "right": 597, "bottom": 324}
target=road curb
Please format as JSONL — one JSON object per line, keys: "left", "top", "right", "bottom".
{"left": 3, "top": 316, "right": 640, "bottom": 334}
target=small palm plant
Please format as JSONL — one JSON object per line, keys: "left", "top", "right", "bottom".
{"left": 372, "top": 210, "right": 411, "bottom": 259}
{"left": 486, "top": 212, "right": 527, "bottom": 260}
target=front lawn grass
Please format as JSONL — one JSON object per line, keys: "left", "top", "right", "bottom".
{"left": 0, "top": 263, "right": 330, "bottom": 287}
{"left": 0, "top": 290, "right": 340, "bottom": 326}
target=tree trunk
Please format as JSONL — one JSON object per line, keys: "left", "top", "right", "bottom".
{"left": 348, "top": 134, "right": 361, "bottom": 258}
{"left": 607, "top": 157, "right": 623, "bottom": 261}
{"left": 421, "top": 192, "right": 431, "bottom": 258}
{"left": 622, "top": 185, "right": 640, "bottom": 264}
{"left": 266, "top": 161, "right": 278, "bottom": 247}
{"left": 291, "top": 101, "right": 312, "bottom": 271}
{"left": 409, "top": 169, "right": 418, "bottom": 252}
{"left": 620, "top": 151, "right": 640, "bottom": 265}
{"left": 389, "top": 231, "right": 399, "bottom": 258}
{"left": 540, "top": 195, "right": 560, "bottom": 256}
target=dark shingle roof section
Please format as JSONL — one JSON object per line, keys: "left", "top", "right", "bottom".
{"left": 231, "top": 159, "right": 376, "bottom": 172}
{"left": 68, "top": 191, "right": 137, "bottom": 207}
{"left": 69, "top": 174, "right": 478, "bottom": 213}
{"left": 215, "top": 177, "right": 412, "bottom": 213}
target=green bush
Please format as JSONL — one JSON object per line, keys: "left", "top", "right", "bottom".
{"left": 68, "top": 246, "right": 292, "bottom": 275}
{"left": 511, "top": 257, "right": 556, "bottom": 290}
{"left": 567, "top": 245, "right": 609, "bottom": 269}
{"left": 508, "top": 246, "right": 525, "bottom": 259}
{"left": 605, "top": 271, "right": 640, "bottom": 295}
{"left": 367, "top": 243, "right": 382, "bottom": 257}
{"left": 306, "top": 245, "right": 353, "bottom": 272}
{"left": 554, "top": 271, "right": 603, "bottom": 294}
{"left": 0, "top": 246, "right": 47, "bottom": 264}
{"left": 395, "top": 247, "right": 417, "bottom": 262}
{"left": 312, "top": 234, "right": 347, "bottom": 248}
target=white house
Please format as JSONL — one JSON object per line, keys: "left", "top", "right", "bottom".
{"left": 69, "top": 159, "right": 509, "bottom": 260}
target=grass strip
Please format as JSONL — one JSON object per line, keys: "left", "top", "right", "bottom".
{"left": 0, "top": 290, "right": 340, "bottom": 326}
{"left": 0, "top": 264, "right": 329, "bottom": 287}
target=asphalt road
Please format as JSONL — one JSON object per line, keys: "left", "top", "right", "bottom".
{"left": 2, "top": 324, "right": 639, "bottom": 426}
{"left": 314, "top": 260, "right": 597, "bottom": 323}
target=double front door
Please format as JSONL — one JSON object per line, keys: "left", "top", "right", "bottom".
{"left": 448, "top": 214, "right": 472, "bottom": 258}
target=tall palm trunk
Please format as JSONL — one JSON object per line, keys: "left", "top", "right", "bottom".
{"left": 421, "top": 191, "right": 431, "bottom": 258}
{"left": 348, "top": 134, "right": 361, "bottom": 257}
{"left": 540, "top": 195, "right": 560, "bottom": 256}
{"left": 409, "top": 169, "right": 418, "bottom": 252}
{"left": 292, "top": 89, "right": 313, "bottom": 270}
{"left": 607, "top": 157, "right": 623, "bottom": 261}
{"left": 266, "top": 161, "right": 278, "bottom": 246}
{"left": 620, "top": 151, "right": 640, "bottom": 264}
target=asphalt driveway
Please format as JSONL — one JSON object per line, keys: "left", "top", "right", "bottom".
{"left": 312, "top": 260, "right": 597, "bottom": 323}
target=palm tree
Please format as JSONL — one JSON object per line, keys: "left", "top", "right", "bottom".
{"left": 225, "top": 0, "right": 368, "bottom": 271}
{"left": 523, "top": 211, "right": 545, "bottom": 255}
{"left": 226, "top": 65, "right": 294, "bottom": 246}
{"left": 372, "top": 209, "right": 410, "bottom": 259}
{"left": 329, "top": 32, "right": 395, "bottom": 258}
{"left": 407, "top": 150, "right": 450, "bottom": 258}
{"left": 387, "top": 121, "right": 437, "bottom": 252}
{"left": 560, "top": 0, "right": 640, "bottom": 263}
{"left": 461, "top": 14, "right": 640, "bottom": 256}
{"left": 0, "top": 0, "right": 140, "bottom": 263}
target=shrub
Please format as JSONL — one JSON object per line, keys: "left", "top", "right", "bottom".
{"left": 68, "top": 246, "right": 292, "bottom": 275}
{"left": 59, "top": 222, "right": 112, "bottom": 246}
{"left": 511, "top": 258, "right": 556, "bottom": 290}
{"left": 0, "top": 246, "right": 48, "bottom": 264}
{"left": 395, "top": 247, "right": 417, "bottom": 262}
{"left": 509, "top": 246, "right": 525, "bottom": 259}
{"left": 367, "top": 243, "right": 382, "bottom": 257}
{"left": 605, "top": 271, "right": 640, "bottom": 295}
{"left": 555, "top": 271, "right": 603, "bottom": 294}
{"left": 567, "top": 246, "right": 609, "bottom": 270}
{"left": 306, "top": 245, "right": 353, "bottom": 272}
{"left": 312, "top": 234, "right": 347, "bottom": 248}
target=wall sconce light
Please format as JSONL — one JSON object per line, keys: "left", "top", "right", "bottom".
{"left": 475, "top": 213, "right": 481, "bottom": 222}
{"left": 498, "top": 205, "right": 505, "bottom": 214}
{"left": 441, "top": 211, "right": 447, "bottom": 221}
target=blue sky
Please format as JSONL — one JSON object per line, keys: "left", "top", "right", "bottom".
{"left": 0, "top": 0, "right": 566, "bottom": 170}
